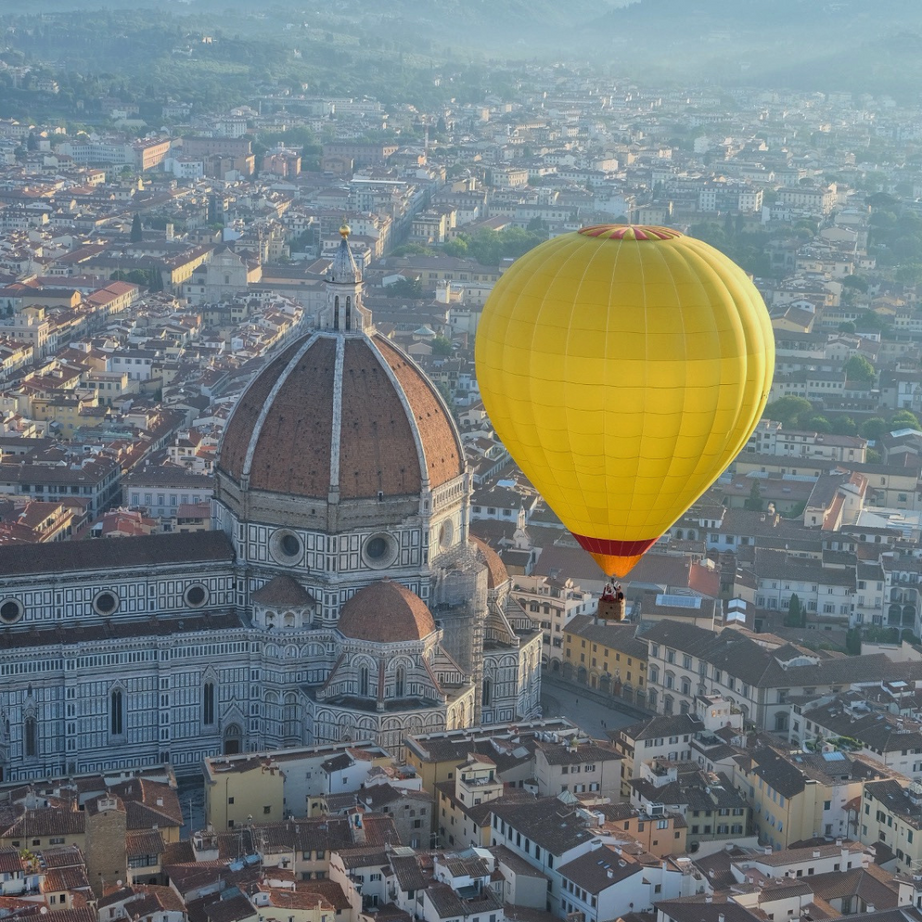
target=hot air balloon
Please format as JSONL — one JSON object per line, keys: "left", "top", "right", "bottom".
{"left": 475, "top": 224, "right": 774, "bottom": 579}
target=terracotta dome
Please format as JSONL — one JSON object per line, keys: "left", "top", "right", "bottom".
{"left": 217, "top": 332, "right": 464, "bottom": 500}
{"left": 251, "top": 574, "right": 316, "bottom": 607}
{"left": 470, "top": 536, "right": 510, "bottom": 589}
{"left": 337, "top": 579, "right": 437, "bottom": 643}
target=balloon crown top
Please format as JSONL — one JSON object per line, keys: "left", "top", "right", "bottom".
{"left": 339, "top": 221, "right": 351, "bottom": 238}
{"left": 578, "top": 224, "right": 683, "bottom": 241}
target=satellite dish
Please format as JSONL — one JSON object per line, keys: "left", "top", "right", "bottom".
{"left": 117, "top": 880, "right": 123, "bottom": 888}
{"left": 40, "top": 909, "right": 48, "bottom": 916}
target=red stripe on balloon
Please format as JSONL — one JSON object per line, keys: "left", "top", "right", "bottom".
{"left": 571, "top": 533, "right": 659, "bottom": 557}
{"left": 577, "top": 224, "right": 683, "bottom": 241}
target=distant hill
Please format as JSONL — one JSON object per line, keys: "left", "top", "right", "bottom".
{"left": 574, "top": 0, "right": 922, "bottom": 96}
{"left": 8, "top": 0, "right": 922, "bottom": 101}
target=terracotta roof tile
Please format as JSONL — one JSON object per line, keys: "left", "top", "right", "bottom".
{"left": 338, "top": 579, "right": 436, "bottom": 643}
{"left": 217, "top": 332, "right": 464, "bottom": 502}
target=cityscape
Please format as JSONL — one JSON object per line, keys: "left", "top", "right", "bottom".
{"left": 3, "top": 4, "right": 922, "bottom": 922}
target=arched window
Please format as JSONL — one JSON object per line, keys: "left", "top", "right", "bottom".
{"left": 359, "top": 666, "right": 369, "bottom": 697}
{"left": 224, "top": 724, "right": 241, "bottom": 755}
{"left": 203, "top": 682, "right": 215, "bottom": 726}
{"left": 346, "top": 296, "right": 352, "bottom": 331}
{"left": 24, "top": 716, "right": 36, "bottom": 758}
{"left": 395, "top": 665, "right": 405, "bottom": 698}
{"left": 333, "top": 296, "right": 340, "bottom": 331}
{"left": 649, "top": 665, "right": 659, "bottom": 684}
{"left": 111, "top": 689, "right": 124, "bottom": 736}
{"left": 681, "top": 678, "right": 691, "bottom": 697}
{"left": 482, "top": 678, "right": 492, "bottom": 707}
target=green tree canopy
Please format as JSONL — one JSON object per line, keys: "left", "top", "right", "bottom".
{"left": 830, "top": 416, "right": 857, "bottom": 436}
{"left": 804, "top": 415, "right": 832, "bottom": 434}
{"left": 859, "top": 416, "right": 889, "bottom": 440}
{"left": 763, "top": 395, "right": 813, "bottom": 429}
{"left": 841, "top": 274, "right": 868, "bottom": 292}
{"left": 130, "top": 212, "right": 142, "bottom": 243}
{"left": 843, "top": 354, "right": 876, "bottom": 383}
{"left": 890, "top": 409, "right": 922, "bottom": 431}
{"left": 385, "top": 276, "right": 424, "bottom": 299}
{"left": 431, "top": 335, "right": 453, "bottom": 356}
{"left": 744, "top": 479, "right": 763, "bottom": 512}
{"left": 784, "top": 593, "right": 806, "bottom": 628}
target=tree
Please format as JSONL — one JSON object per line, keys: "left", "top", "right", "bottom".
{"left": 890, "top": 409, "right": 921, "bottom": 431}
{"left": 744, "top": 479, "right": 763, "bottom": 512}
{"left": 896, "top": 264, "right": 922, "bottom": 287}
{"left": 843, "top": 355, "right": 875, "bottom": 383}
{"left": 763, "top": 395, "right": 813, "bottom": 429}
{"left": 784, "top": 593, "right": 806, "bottom": 628}
{"left": 830, "top": 416, "right": 857, "bottom": 436}
{"left": 859, "top": 416, "right": 889, "bottom": 440}
{"left": 841, "top": 274, "right": 868, "bottom": 293}
{"left": 845, "top": 628, "right": 862, "bottom": 655}
{"left": 804, "top": 414, "right": 832, "bottom": 433}
{"left": 385, "top": 276, "right": 423, "bottom": 299}
{"left": 130, "top": 213, "right": 142, "bottom": 243}
{"left": 431, "top": 335, "right": 453, "bottom": 357}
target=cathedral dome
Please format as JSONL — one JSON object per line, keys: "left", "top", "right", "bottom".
{"left": 337, "top": 578, "right": 436, "bottom": 642}
{"left": 470, "top": 536, "right": 509, "bottom": 589}
{"left": 217, "top": 331, "right": 464, "bottom": 501}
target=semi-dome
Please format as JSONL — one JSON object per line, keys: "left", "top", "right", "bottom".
{"left": 337, "top": 578, "right": 437, "bottom": 642}
{"left": 217, "top": 331, "right": 464, "bottom": 500}
{"left": 470, "top": 536, "right": 510, "bottom": 590}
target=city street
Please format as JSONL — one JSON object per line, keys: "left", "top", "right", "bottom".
{"left": 540, "top": 674, "right": 645, "bottom": 739}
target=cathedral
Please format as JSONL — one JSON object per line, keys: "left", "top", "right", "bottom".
{"left": 0, "top": 227, "right": 543, "bottom": 782}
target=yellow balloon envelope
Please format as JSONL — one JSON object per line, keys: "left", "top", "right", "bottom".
{"left": 475, "top": 225, "right": 774, "bottom": 577}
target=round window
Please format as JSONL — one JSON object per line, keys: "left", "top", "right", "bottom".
{"left": 270, "top": 529, "right": 303, "bottom": 565}
{"left": 363, "top": 533, "right": 396, "bottom": 569}
{"left": 366, "top": 536, "right": 387, "bottom": 559}
{"left": 94, "top": 591, "right": 118, "bottom": 615}
{"left": 185, "top": 585, "right": 208, "bottom": 607}
{"left": 0, "top": 599, "right": 22, "bottom": 624}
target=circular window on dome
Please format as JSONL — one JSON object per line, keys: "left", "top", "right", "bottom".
{"left": 270, "top": 529, "right": 302, "bottom": 565}
{"left": 93, "top": 591, "right": 119, "bottom": 616}
{"left": 185, "top": 584, "right": 208, "bottom": 608}
{"left": 438, "top": 519, "right": 454, "bottom": 551}
{"left": 0, "top": 598, "right": 23, "bottom": 624}
{"left": 363, "top": 533, "right": 397, "bottom": 569}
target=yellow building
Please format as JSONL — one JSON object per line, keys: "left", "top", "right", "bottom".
{"left": 434, "top": 753, "right": 505, "bottom": 848}
{"left": 732, "top": 745, "right": 884, "bottom": 850}
{"left": 857, "top": 779, "right": 922, "bottom": 876}
{"left": 404, "top": 720, "right": 576, "bottom": 797}
{"left": 562, "top": 616, "right": 648, "bottom": 707}
{"left": 599, "top": 802, "right": 688, "bottom": 857}
{"left": 31, "top": 394, "right": 108, "bottom": 439}
{"left": 204, "top": 755, "right": 286, "bottom": 831}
